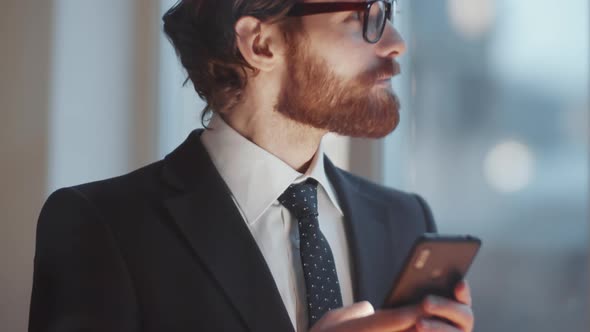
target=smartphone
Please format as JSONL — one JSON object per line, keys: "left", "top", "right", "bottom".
{"left": 384, "top": 233, "right": 481, "bottom": 308}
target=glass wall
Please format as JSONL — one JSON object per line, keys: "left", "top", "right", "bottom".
{"left": 384, "top": 0, "right": 588, "bottom": 330}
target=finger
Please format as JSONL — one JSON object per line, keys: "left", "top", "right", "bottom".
{"left": 338, "top": 305, "right": 421, "bottom": 332}
{"left": 454, "top": 280, "right": 472, "bottom": 305}
{"left": 315, "top": 301, "right": 375, "bottom": 329}
{"left": 331, "top": 301, "right": 375, "bottom": 321}
{"left": 416, "top": 318, "right": 462, "bottom": 332}
{"left": 421, "top": 296, "right": 474, "bottom": 331}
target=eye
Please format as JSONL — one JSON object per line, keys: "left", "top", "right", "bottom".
{"left": 348, "top": 10, "right": 363, "bottom": 22}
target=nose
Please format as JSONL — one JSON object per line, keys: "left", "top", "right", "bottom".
{"left": 375, "top": 23, "right": 406, "bottom": 59}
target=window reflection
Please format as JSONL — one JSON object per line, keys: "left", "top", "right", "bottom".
{"left": 385, "top": 0, "right": 588, "bottom": 330}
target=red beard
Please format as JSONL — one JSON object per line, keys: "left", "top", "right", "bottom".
{"left": 276, "top": 33, "right": 401, "bottom": 138}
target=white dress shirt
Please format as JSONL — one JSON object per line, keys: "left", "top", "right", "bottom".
{"left": 200, "top": 115, "right": 354, "bottom": 331}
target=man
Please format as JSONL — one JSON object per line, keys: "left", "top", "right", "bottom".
{"left": 29, "top": 0, "right": 474, "bottom": 331}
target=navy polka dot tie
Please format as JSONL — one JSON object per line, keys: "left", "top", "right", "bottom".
{"left": 278, "top": 179, "right": 343, "bottom": 328}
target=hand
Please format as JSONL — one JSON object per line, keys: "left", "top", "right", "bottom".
{"left": 310, "top": 280, "right": 475, "bottom": 332}
{"left": 416, "top": 280, "right": 475, "bottom": 332}
{"left": 310, "top": 301, "right": 421, "bottom": 332}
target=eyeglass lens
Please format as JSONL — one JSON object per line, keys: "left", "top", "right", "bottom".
{"left": 366, "top": 2, "right": 386, "bottom": 42}
{"left": 365, "top": 0, "right": 396, "bottom": 43}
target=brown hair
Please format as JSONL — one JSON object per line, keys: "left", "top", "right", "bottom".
{"left": 162, "top": 0, "right": 297, "bottom": 124}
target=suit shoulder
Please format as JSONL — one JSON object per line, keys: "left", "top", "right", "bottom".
{"left": 335, "top": 167, "right": 417, "bottom": 203}
{"left": 335, "top": 168, "right": 437, "bottom": 232}
{"left": 70, "top": 159, "right": 164, "bottom": 201}
{"left": 42, "top": 159, "right": 166, "bottom": 220}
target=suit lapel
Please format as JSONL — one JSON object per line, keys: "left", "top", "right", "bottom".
{"left": 161, "top": 130, "right": 294, "bottom": 332}
{"left": 325, "top": 158, "right": 402, "bottom": 308}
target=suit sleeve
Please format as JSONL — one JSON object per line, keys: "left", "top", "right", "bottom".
{"left": 29, "top": 188, "right": 139, "bottom": 332}
{"left": 413, "top": 194, "right": 438, "bottom": 233}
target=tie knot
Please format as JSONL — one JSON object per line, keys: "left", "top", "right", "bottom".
{"left": 278, "top": 179, "right": 319, "bottom": 219}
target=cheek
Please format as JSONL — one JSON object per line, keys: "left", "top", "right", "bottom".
{"left": 318, "top": 44, "right": 377, "bottom": 80}
{"left": 301, "top": 18, "right": 379, "bottom": 79}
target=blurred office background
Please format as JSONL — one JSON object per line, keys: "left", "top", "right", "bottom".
{"left": 0, "top": 0, "right": 587, "bottom": 331}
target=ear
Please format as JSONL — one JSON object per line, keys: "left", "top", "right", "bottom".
{"left": 235, "top": 16, "right": 284, "bottom": 72}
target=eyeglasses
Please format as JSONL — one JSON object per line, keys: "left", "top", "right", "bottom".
{"left": 287, "top": 0, "right": 397, "bottom": 44}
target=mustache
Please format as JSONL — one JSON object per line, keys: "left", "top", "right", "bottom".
{"left": 358, "top": 61, "right": 401, "bottom": 85}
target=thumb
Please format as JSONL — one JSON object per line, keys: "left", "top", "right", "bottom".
{"left": 313, "top": 301, "right": 375, "bottom": 330}
{"left": 334, "top": 301, "right": 376, "bottom": 321}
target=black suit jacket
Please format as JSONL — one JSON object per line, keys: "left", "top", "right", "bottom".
{"left": 29, "top": 129, "right": 437, "bottom": 332}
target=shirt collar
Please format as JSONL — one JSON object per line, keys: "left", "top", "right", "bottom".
{"left": 200, "top": 115, "right": 343, "bottom": 225}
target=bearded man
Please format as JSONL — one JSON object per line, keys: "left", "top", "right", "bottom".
{"left": 29, "top": 1, "right": 475, "bottom": 331}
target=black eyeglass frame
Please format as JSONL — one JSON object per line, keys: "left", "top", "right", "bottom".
{"left": 287, "top": 0, "right": 397, "bottom": 44}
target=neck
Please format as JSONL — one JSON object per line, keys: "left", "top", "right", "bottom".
{"left": 220, "top": 94, "right": 326, "bottom": 173}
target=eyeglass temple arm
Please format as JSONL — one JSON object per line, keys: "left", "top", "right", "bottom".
{"left": 288, "top": 2, "right": 368, "bottom": 17}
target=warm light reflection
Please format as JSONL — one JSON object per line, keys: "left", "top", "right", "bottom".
{"left": 446, "top": 0, "right": 496, "bottom": 40}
